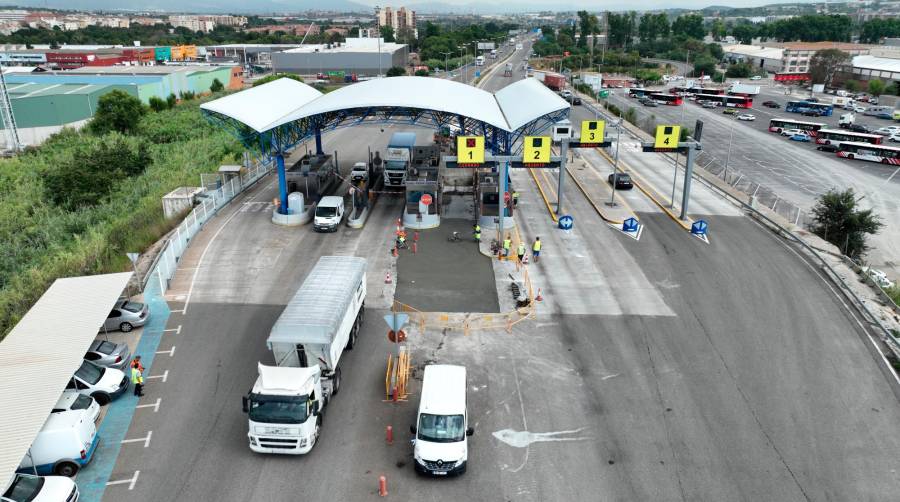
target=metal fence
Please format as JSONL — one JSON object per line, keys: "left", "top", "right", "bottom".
{"left": 143, "top": 158, "right": 274, "bottom": 296}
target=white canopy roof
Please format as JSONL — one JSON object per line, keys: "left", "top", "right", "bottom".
{"left": 202, "top": 76, "right": 569, "bottom": 134}
{"left": 0, "top": 273, "right": 132, "bottom": 489}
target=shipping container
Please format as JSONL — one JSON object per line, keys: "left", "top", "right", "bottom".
{"left": 154, "top": 46, "right": 171, "bottom": 62}
{"left": 543, "top": 73, "right": 566, "bottom": 91}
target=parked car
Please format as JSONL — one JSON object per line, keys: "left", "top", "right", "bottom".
{"left": 66, "top": 359, "right": 129, "bottom": 405}
{"left": 52, "top": 390, "right": 101, "bottom": 424}
{"left": 851, "top": 105, "right": 866, "bottom": 113}
{"left": 3, "top": 473, "right": 78, "bottom": 501}
{"left": 889, "top": 133, "right": 900, "bottom": 143}
{"left": 642, "top": 100, "right": 657, "bottom": 107}
{"left": 789, "top": 133, "right": 811, "bottom": 142}
{"left": 102, "top": 300, "right": 148, "bottom": 333}
{"left": 350, "top": 162, "right": 369, "bottom": 183}
{"left": 723, "top": 107, "right": 739, "bottom": 115}
{"left": 762, "top": 101, "right": 780, "bottom": 108}
{"left": 802, "top": 109, "right": 822, "bottom": 117}
{"left": 749, "top": 75, "right": 762, "bottom": 80}
{"left": 816, "top": 144, "right": 839, "bottom": 152}
{"left": 607, "top": 173, "right": 633, "bottom": 190}
{"left": 849, "top": 123, "right": 870, "bottom": 133}
{"left": 805, "top": 97, "right": 819, "bottom": 103}
{"left": 861, "top": 266, "right": 895, "bottom": 289}
{"left": 780, "top": 128, "right": 804, "bottom": 137}
{"left": 875, "top": 126, "right": 900, "bottom": 136}
{"left": 701, "top": 101, "right": 717, "bottom": 108}
{"left": 84, "top": 339, "right": 131, "bottom": 370}
{"left": 737, "top": 114, "right": 756, "bottom": 121}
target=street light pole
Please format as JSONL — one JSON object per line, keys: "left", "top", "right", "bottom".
{"left": 608, "top": 120, "right": 622, "bottom": 206}
{"left": 724, "top": 115, "right": 736, "bottom": 181}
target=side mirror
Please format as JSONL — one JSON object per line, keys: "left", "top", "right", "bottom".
{"left": 241, "top": 396, "right": 249, "bottom": 413}
{"left": 310, "top": 400, "right": 319, "bottom": 416}
{"left": 466, "top": 427, "right": 474, "bottom": 437}
{"left": 409, "top": 425, "right": 417, "bottom": 435}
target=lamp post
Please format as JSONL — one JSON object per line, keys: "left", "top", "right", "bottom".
{"left": 608, "top": 120, "right": 623, "bottom": 207}
{"left": 440, "top": 51, "right": 452, "bottom": 79}
{"left": 724, "top": 114, "right": 737, "bottom": 182}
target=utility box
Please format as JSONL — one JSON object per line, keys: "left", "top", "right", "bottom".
{"left": 162, "top": 187, "right": 205, "bottom": 219}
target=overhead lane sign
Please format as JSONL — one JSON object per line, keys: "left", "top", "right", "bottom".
{"left": 523, "top": 136, "right": 551, "bottom": 166}
{"left": 569, "top": 120, "right": 611, "bottom": 148}
{"left": 457, "top": 136, "right": 485, "bottom": 166}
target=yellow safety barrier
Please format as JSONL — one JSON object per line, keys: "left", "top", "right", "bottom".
{"left": 385, "top": 348, "right": 411, "bottom": 402}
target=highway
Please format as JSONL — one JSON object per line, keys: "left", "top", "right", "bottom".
{"left": 101, "top": 39, "right": 900, "bottom": 501}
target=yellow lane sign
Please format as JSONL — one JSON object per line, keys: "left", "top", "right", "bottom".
{"left": 581, "top": 120, "right": 605, "bottom": 144}
{"left": 523, "top": 136, "right": 551, "bottom": 164}
{"left": 654, "top": 125, "right": 680, "bottom": 149}
{"left": 457, "top": 136, "right": 485, "bottom": 165}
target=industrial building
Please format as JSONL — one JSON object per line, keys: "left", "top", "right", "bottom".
{"left": 724, "top": 42, "right": 871, "bottom": 75}
{"left": 272, "top": 37, "right": 407, "bottom": 76}
{"left": 0, "top": 44, "right": 203, "bottom": 69}
{"left": 723, "top": 44, "right": 785, "bottom": 73}
{"left": 206, "top": 44, "right": 305, "bottom": 69}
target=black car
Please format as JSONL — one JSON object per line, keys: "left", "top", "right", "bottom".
{"left": 805, "top": 97, "right": 819, "bottom": 103}
{"left": 849, "top": 123, "right": 870, "bottom": 133}
{"left": 816, "top": 144, "right": 839, "bottom": 152}
{"left": 762, "top": 101, "right": 781, "bottom": 108}
{"left": 608, "top": 172, "right": 633, "bottom": 190}
{"left": 802, "top": 110, "right": 822, "bottom": 117}
{"left": 642, "top": 100, "right": 658, "bottom": 107}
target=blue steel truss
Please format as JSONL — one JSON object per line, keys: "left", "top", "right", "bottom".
{"left": 203, "top": 105, "right": 570, "bottom": 160}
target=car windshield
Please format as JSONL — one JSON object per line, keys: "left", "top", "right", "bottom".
{"left": 96, "top": 340, "right": 117, "bottom": 354}
{"left": 72, "top": 394, "right": 94, "bottom": 410}
{"left": 76, "top": 360, "right": 104, "bottom": 385}
{"left": 122, "top": 302, "right": 144, "bottom": 313}
{"left": 617, "top": 174, "right": 631, "bottom": 181}
{"left": 3, "top": 474, "right": 43, "bottom": 500}
{"left": 417, "top": 413, "right": 465, "bottom": 443}
{"left": 316, "top": 206, "right": 337, "bottom": 217}
{"left": 248, "top": 394, "right": 309, "bottom": 424}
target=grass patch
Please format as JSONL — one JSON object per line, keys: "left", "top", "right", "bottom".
{"left": 0, "top": 94, "right": 242, "bottom": 339}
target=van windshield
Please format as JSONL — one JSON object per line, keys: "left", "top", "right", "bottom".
{"left": 76, "top": 361, "right": 104, "bottom": 385}
{"left": 417, "top": 413, "right": 465, "bottom": 443}
{"left": 3, "top": 474, "right": 43, "bottom": 500}
{"left": 248, "top": 394, "right": 309, "bottom": 424}
{"left": 315, "top": 206, "right": 337, "bottom": 217}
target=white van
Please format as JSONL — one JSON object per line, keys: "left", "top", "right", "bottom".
{"left": 53, "top": 390, "right": 100, "bottom": 424}
{"left": 411, "top": 365, "right": 473, "bottom": 476}
{"left": 313, "top": 196, "right": 345, "bottom": 232}
{"left": 2, "top": 473, "right": 78, "bottom": 502}
{"left": 66, "top": 359, "right": 129, "bottom": 405}
{"left": 18, "top": 408, "right": 100, "bottom": 477}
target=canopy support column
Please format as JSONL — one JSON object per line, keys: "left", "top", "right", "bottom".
{"left": 314, "top": 127, "right": 324, "bottom": 155}
{"left": 276, "top": 150, "right": 289, "bottom": 214}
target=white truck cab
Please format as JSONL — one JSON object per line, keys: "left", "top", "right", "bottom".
{"left": 18, "top": 407, "right": 100, "bottom": 477}
{"left": 313, "top": 196, "right": 345, "bottom": 232}
{"left": 2, "top": 474, "right": 78, "bottom": 502}
{"left": 243, "top": 364, "right": 324, "bottom": 455}
{"left": 411, "top": 365, "right": 473, "bottom": 476}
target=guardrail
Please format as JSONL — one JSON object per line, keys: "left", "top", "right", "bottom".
{"left": 143, "top": 158, "right": 274, "bottom": 295}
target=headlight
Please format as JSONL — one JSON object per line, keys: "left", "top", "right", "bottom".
{"left": 298, "top": 438, "right": 307, "bottom": 447}
{"left": 249, "top": 437, "right": 258, "bottom": 446}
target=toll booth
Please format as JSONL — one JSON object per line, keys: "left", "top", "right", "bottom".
{"left": 403, "top": 163, "right": 441, "bottom": 229}
{"left": 475, "top": 171, "right": 516, "bottom": 230}
{"left": 274, "top": 153, "right": 337, "bottom": 226}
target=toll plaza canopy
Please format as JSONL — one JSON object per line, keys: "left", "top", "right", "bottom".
{"left": 0, "top": 273, "right": 132, "bottom": 489}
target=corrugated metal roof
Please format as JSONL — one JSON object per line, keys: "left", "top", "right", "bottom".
{"left": 268, "top": 256, "right": 366, "bottom": 346}
{"left": 852, "top": 55, "right": 900, "bottom": 74}
{"left": 7, "top": 83, "right": 117, "bottom": 99}
{"left": 0, "top": 273, "right": 132, "bottom": 489}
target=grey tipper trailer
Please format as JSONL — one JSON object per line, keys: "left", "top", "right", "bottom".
{"left": 266, "top": 256, "right": 367, "bottom": 395}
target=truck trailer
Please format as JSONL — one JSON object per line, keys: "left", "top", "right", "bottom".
{"left": 543, "top": 73, "right": 566, "bottom": 91}
{"left": 385, "top": 132, "right": 417, "bottom": 187}
{"left": 242, "top": 256, "right": 367, "bottom": 455}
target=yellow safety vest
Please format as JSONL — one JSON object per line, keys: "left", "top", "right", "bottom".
{"left": 517, "top": 243, "right": 526, "bottom": 255}
{"left": 533, "top": 240, "right": 541, "bottom": 252}
{"left": 131, "top": 367, "right": 143, "bottom": 385}
{"left": 503, "top": 239, "right": 511, "bottom": 250}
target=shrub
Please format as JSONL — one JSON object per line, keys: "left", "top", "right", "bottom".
{"left": 148, "top": 96, "right": 168, "bottom": 112}
{"left": 210, "top": 78, "right": 224, "bottom": 93}
{"left": 88, "top": 90, "right": 146, "bottom": 135}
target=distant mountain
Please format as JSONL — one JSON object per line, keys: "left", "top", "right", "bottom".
{"left": 10, "top": 0, "right": 369, "bottom": 14}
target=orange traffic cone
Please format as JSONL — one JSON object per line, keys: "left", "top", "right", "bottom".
{"left": 385, "top": 271, "right": 392, "bottom": 284}
{"left": 535, "top": 288, "right": 543, "bottom": 302}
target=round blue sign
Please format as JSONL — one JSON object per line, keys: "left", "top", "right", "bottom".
{"left": 558, "top": 215, "right": 574, "bottom": 230}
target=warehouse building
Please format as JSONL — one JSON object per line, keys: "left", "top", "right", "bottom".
{"left": 272, "top": 37, "right": 407, "bottom": 76}
{"left": 723, "top": 44, "right": 784, "bottom": 73}
{"left": 834, "top": 55, "right": 900, "bottom": 86}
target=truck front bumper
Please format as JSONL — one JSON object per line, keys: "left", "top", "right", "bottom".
{"left": 248, "top": 433, "right": 315, "bottom": 455}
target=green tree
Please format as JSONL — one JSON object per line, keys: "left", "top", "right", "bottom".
{"left": 671, "top": 14, "right": 705, "bottom": 39}
{"left": 414, "top": 69, "right": 429, "bottom": 76}
{"left": 710, "top": 19, "right": 727, "bottom": 41}
{"left": 725, "top": 63, "right": 752, "bottom": 78}
{"left": 380, "top": 25, "right": 395, "bottom": 43}
{"left": 693, "top": 55, "right": 718, "bottom": 77}
{"left": 845, "top": 79, "right": 860, "bottom": 92}
{"left": 868, "top": 78, "right": 886, "bottom": 97}
{"left": 148, "top": 96, "right": 168, "bottom": 112}
{"left": 809, "top": 48, "right": 850, "bottom": 88}
{"left": 732, "top": 23, "right": 756, "bottom": 44}
{"left": 210, "top": 77, "right": 224, "bottom": 93}
{"left": 386, "top": 66, "right": 406, "bottom": 77}
{"left": 577, "top": 10, "right": 599, "bottom": 47}
{"left": 252, "top": 73, "right": 303, "bottom": 87}
{"left": 810, "top": 188, "right": 883, "bottom": 258}
{"left": 166, "top": 93, "right": 177, "bottom": 108}
{"left": 88, "top": 90, "right": 145, "bottom": 135}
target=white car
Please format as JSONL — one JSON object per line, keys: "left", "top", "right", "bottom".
{"left": 52, "top": 390, "right": 101, "bottom": 424}
{"left": 750, "top": 75, "right": 762, "bottom": 80}
{"left": 852, "top": 105, "right": 866, "bottom": 113}
{"left": 875, "top": 126, "right": 900, "bottom": 136}
{"left": 862, "top": 267, "right": 895, "bottom": 289}
{"left": 66, "top": 359, "right": 129, "bottom": 405}
{"left": 781, "top": 128, "right": 805, "bottom": 137}
{"left": 737, "top": 114, "right": 756, "bottom": 121}
{"left": 889, "top": 133, "right": 900, "bottom": 143}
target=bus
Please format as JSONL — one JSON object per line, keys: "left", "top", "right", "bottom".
{"left": 815, "top": 128, "right": 883, "bottom": 147}
{"left": 650, "top": 93, "right": 683, "bottom": 105}
{"left": 670, "top": 86, "right": 724, "bottom": 96}
{"left": 768, "top": 118, "right": 826, "bottom": 136}
{"left": 628, "top": 88, "right": 653, "bottom": 98}
{"left": 836, "top": 141, "right": 900, "bottom": 165}
{"left": 785, "top": 100, "right": 834, "bottom": 116}
{"left": 695, "top": 94, "right": 753, "bottom": 108}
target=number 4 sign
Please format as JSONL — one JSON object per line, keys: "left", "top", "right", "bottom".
{"left": 457, "top": 136, "right": 485, "bottom": 164}
{"left": 654, "top": 125, "right": 680, "bottom": 149}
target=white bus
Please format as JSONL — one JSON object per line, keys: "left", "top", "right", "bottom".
{"left": 836, "top": 141, "right": 900, "bottom": 165}
{"left": 475, "top": 56, "right": 485, "bottom": 66}
{"left": 816, "top": 129, "right": 883, "bottom": 148}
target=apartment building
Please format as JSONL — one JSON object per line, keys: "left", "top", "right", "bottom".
{"left": 780, "top": 42, "right": 870, "bottom": 74}
{"left": 376, "top": 6, "right": 417, "bottom": 38}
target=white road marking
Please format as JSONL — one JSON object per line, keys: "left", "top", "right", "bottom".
{"left": 493, "top": 427, "right": 592, "bottom": 448}
{"left": 121, "top": 431, "right": 152, "bottom": 448}
{"left": 182, "top": 203, "right": 245, "bottom": 315}
{"left": 136, "top": 398, "right": 161, "bottom": 412}
{"left": 106, "top": 470, "right": 140, "bottom": 490}
{"left": 885, "top": 167, "right": 900, "bottom": 184}
{"left": 601, "top": 373, "right": 621, "bottom": 380}
{"left": 146, "top": 370, "right": 168, "bottom": 382}
{"left": 163, "top": 325, "right": 181, "bottom": 334}
{"left": 156, "top": 346, "right": 175, "bottom": 357}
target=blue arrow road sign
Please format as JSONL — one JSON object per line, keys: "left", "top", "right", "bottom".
{"left": 622, "top": 217, "right": 639, "bottom": 233}
{"left": 558, "top": 215, "right": 574, "bottom": 230}
{"left": 384, "top": 313, "right": 409, "bottom": 332}
{"left": 475, "top": 71, "right": 481, "bottom": 77}
{"left": 691, "top": 220, "right": 708, "bottom": 236}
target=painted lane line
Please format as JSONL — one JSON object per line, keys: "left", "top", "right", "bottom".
{"left": 120, "top": 431, "right": 152, "bottom": 448}
{"left": 163, "top": 325, "right": 182, "bottom": 335}
{"left": 183, "top": 203, "right": 245, "bottom": 315}
{"left": 146, "top": 370, "right": 168, "bottom": 383}
{"left": 170, "top": 309, "right": 185, "bottom": 314}
{"left": 885, "top": 167, "right": 900, "bottom": 185}
{"left": 135, "top": 398, "right": 161, "bottom": 412}
{"left": 105, "top": 470, "right": 139, "bottom": 490}
{"left": 156, "top": 346, "right": 175, "bottom": 357}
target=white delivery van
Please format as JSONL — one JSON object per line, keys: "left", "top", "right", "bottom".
{"left": 2, "top": 473, "right": 78, "bottom": 502}
{"left": 18, "top": 408, "right": 100, "bottom": 477}
{"left": 313, "top": 196, "right": 345, "bottom": 232}
{"left": 52, "top": 390, "right": 100, "bottom": 424}
{"left": 411, "top": 365, "right": 473, "bottom": 476}
{"left": 66, "top": 359, "right": 129, "bottom": 405}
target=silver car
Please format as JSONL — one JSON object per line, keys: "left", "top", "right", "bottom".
{"left": 102, "top": 300, "right": 149, "bottom": 332}
{"left": 84, "top": 339, "right": 131, "bottom": 370}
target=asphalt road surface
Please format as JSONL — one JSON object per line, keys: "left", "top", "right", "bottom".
{"left": 100, "top": 39, "right": 900, "bottom": 501}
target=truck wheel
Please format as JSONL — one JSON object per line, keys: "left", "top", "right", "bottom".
{"left": 332, "top": 367, "right": 342, "bottom": 395}
{"left": 313, "top": 415, "right": 323, "bottom": 447}
{"left": 346, "top": 325, "right": 357, "bottom": 350}
{"left": 54, "top": 461, "right": 79, "bottom": 477}
{"left": 92, "top": 392, "right": 110, "bottom": 406}
{"left": 359, "top": 304, "right": 365, "bottom": 324}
